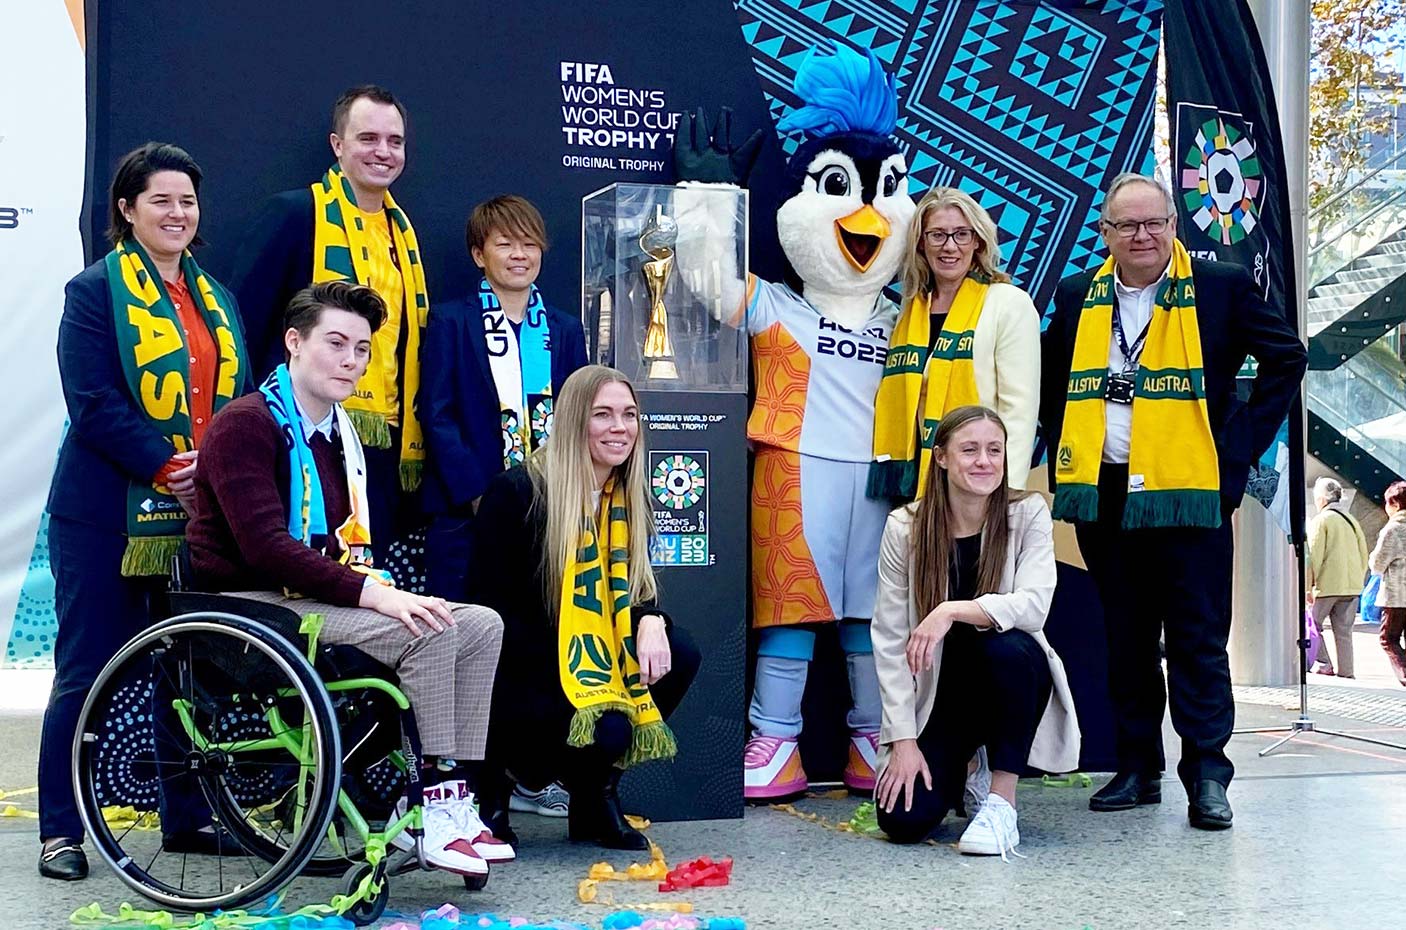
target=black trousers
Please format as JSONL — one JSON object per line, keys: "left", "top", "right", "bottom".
{"left": 39, "top": 517, "right": 205, "bottom": 840}
{"left": 491, "top": 626, "right": 702, "bottom": 795}
{"left": 877, "top": 625, "right": 1051, "bottom": 844}
{"left": 424, "top": 512, "right": 475, "bottom": 601}
{"left": 1074, "top": 464, "right": 1236, "bottom": 791}
{"left": 363, "top": 422, "right": 422, "bottom": 543}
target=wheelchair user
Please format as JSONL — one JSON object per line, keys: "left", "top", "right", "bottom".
{"left": 186, "top": 280, "right": 509, "bottom": 877}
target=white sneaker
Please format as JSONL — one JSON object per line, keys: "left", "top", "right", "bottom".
{"left": 389, "top": 789, "right": 488, "bottom": 876}
{"left": 957, "top": 793, "right": 1023, "bottom": 859}
{"left": 432, "top": 780, "right": 515, "bottom": 862}
{"left": 510, "top": 781, "right": 570, "bottom": 818}
{"left": 964, "top": 746, "right": 991, "bottom": 816}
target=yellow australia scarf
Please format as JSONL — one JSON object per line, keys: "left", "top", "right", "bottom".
{"left": 106, "top": 239, "right": 248, "bottom": 576}
{"left": 558, "top": 478, "right": 676, "bottom": 767}
{"left": 1051, "top": 239, "right": 1221, "bottom": 529}
{"left": 869, "top": 278, "right": 987, "bottom": 500}
{"left": 310, "top": 165, "right": 426, "bottom": 491}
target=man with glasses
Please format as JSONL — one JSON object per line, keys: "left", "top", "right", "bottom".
{"left": 1039, "top": 173, "right": 1304, "bottom": 830}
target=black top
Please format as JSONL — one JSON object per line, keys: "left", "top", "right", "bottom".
{"left": 469, "top": 466, "right": 669, "bottom": 727}
{"left": 927, "top": 312, "right": 948, "bottom": 355}
{"left": 949, "top": 533, "right": 982, "bottom": 602}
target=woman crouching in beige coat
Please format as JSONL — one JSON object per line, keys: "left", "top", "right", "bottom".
{"left": 871, "top": 405, "right": 1079, "bottom": 857}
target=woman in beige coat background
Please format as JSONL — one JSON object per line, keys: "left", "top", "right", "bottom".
{"left": 871, "top": 406, "right": 1078, "bottom": 856}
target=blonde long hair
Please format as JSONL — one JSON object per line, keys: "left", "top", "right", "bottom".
{"left": 529, "top": 365, "right": 658, "bottom": 620}
{"left": 911, "top": 406, "right": 1026, "bottom": 617}
{"left": 899, "top": 187, "right": 1010, "bottom": 314}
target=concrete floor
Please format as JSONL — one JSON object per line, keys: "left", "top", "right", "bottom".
{"left": 3, "top": 670, "right": 1406, "bottom": 929}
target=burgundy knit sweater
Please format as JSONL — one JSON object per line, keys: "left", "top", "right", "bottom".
{"left": 187, "top": 393, "right": 365, "bottom": 606}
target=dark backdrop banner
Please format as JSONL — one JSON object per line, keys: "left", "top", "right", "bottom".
{"left": 1163, "top": 0, "right": 1303, "bottom": 540}
{"left": 85, "top": 0, "right": 1163, "bottom": 802}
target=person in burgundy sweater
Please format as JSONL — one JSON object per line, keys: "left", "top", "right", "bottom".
{"left": 188, "top": 281, "right": 508, "bottom": 878}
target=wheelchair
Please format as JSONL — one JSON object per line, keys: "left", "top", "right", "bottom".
{"left": 71, "top": 585, "right": 491, "bottom": 925}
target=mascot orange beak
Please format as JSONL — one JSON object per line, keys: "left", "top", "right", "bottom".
{"left": 834, "top": 204, "right": 891, "bottom": 273}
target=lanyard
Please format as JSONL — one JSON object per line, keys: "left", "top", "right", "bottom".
{"left": 1111, "top": 290, "right": 1156, "bottom": 372}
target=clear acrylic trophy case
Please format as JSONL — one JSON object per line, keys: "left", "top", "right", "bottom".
{"left": 581, "top": 182, "right": 748, "bottom": 391}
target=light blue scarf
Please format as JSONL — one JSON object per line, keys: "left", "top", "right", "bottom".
{"left": 480, "top": 278, "right": 554, "bottom": 467}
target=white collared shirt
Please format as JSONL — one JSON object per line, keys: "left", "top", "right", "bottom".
{"left": 297, "top": 403, "right": 336, "bottom": 443}
{"left": 1103, "top": 261, "right": 1171, "bottom": 464}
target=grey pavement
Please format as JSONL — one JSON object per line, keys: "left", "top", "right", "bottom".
{"left": 2, "top": 679, "right": 1405, "bottom": 929}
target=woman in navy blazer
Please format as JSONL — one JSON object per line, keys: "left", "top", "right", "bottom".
{"left": 39, "top": 144, "right": 253, "bottom": 881}
{"left": 422, "top": 196, "right": 587, "bottom": 601}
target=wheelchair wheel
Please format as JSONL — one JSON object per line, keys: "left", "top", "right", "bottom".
{"left": 73, "top": 612, "right": 341, "bottom": 912}
{"left": 463, "top": 872, "right": 490, "bottom": 892}
{"left": 341, "top": 862, "right": 389, "bottom": 926}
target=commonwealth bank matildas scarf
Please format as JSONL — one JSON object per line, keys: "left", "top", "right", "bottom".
{"left": 107, "top": 239, "right": 247, "bottom": 576}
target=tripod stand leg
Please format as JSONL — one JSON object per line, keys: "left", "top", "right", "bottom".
{"left": 1311, "top": 728, "right": 1406, "bottom": 753}
{"left": 1258, "top": 729, "right": 1303, "bottom": 757}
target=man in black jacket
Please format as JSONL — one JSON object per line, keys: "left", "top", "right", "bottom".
{"left": 1040, "top": 173, "right": 1306, "bottom": 830}
{"left": 229, "top": 84, "right": 422, "bottom": 541}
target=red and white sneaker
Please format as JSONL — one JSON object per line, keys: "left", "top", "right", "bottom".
{"left": 389, "top": 790, "right": 487, "bottom": 877}
{"left": 743, "top": 735, "right": 807, "bottom": 800}
{"left": 433, "top": 780, "right": 516, "bottom": 863}
{"left": 843, "top": 730, "right": 879, "bottom": 793}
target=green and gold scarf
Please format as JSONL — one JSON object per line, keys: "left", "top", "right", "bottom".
{"left": 558, "top": 477, "right": 676, "bottom": 767}
{"left": 106, "top": 239, "right": 248, "bottom": 575}
{"left": 1052, "top": 239, "right": 1221, "bottom": 529}
{"left": 869, "top": 279, "right": 987, "bottom": 500}
{"left": 310, "top": 165, "right": 426, "bottom": 490}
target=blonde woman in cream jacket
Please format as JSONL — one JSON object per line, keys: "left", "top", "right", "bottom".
{"left": 869, "top": 187, "right": 1040, "bottom": 500}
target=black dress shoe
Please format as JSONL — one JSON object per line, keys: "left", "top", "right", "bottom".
{"left": 567, "top": 773, "right": 649, "bottom": 851}
{"left": 162, "top": 827, "right": 251, "bottom": 856}
{"left": 1089, "top": 771, "right": 1162, "bottom": 811}
{"left": 1188, "top": 779, "right": 1233, "bottom": 830}
{"left": 38, "top": 838, "right": 88, "bottom": 881}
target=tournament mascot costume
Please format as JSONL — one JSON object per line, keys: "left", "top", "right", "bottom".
{"left": 677, "top": 42, "right": 915, "bottom": 798}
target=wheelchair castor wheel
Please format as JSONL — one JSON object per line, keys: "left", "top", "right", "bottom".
{"left": 342, "top": 862, "right": 389, "bottom": 926}
{"left": 462, "top": 870, "right": 490, "bottom": 891}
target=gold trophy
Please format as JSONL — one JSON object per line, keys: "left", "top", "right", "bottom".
{"left": 639, "top": 204, "right": 679, "bottom": 381}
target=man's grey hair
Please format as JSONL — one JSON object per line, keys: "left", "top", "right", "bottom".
{"left": 1100, "top": 173, "right": 1176, "bottom": 223}
{"left": 1314, "top": 476, "right": 1343, "bottom": 503}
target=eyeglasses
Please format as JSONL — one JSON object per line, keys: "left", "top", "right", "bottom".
{"left": 1103, "top": 216, "right": 1172, "bottom": 238}
{"left": 922, "top": 227, "right": 975, "bottom": 247}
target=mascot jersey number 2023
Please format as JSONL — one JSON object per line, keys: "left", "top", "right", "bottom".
{"left": 679, "top": 43, "right": 916, "bottom": 799}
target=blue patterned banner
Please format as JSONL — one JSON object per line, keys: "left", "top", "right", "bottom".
{"left": 734, "top": 0, "right": 1163, "bottom": 312}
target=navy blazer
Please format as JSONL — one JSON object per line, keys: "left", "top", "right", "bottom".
{"left": 228, "top": 189, "right": 316, "bottom": 380}
{"left": 1039, "top": 258, "right": 1307, "bottom": 507}
{"left": 48, "top": 259, "right": 254, "bottom": 532}
{"left": 421, "top": 292, "right": 588, "bottom": 515}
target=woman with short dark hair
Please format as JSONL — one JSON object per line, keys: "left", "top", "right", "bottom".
{"left": 38, "top": 143, "right": 252, "bottom": 880}
{"left": 871, "top": 406, "right": 1078, "bottom": 856}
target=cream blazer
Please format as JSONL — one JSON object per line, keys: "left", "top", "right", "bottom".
{"left": 871, "top": 494, "right": 1081, "bottom": 775}
{"left": 969, "top": 282, "right": 1041, "bottom": 490}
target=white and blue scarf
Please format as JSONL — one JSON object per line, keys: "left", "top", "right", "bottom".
{"left": 259, "top": 365, "right": 383, "bottom": 580}
{"left": 481, "top": 278, "right": 554, "bottom": 467}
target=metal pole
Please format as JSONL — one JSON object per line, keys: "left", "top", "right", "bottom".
{"left": 1228, "top": 0, "right": 1310, "bottom": 687}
